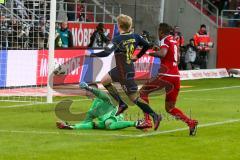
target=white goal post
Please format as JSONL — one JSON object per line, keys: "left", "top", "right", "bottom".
{"left": 47, "top": 0, "right": 57, "bottom": 103}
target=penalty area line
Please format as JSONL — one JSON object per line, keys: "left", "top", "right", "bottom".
{"left": 0, "top": 119, "right": 239, "bottom": 138}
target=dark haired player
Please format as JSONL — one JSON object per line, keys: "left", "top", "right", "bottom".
{"left": 140, "top": 23, "right": 198, "bottom": 135}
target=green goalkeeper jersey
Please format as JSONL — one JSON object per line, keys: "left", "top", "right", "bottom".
{"left": 84, "top": 88, "right": 124, "bottom": 123}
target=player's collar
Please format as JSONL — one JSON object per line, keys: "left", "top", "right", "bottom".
{"left": 160, "top": 35, "right": 172, "bottom": 41}
{"left": 165, "top": 35, "right": 172, "bottom": 39}
{"left": 120, "top": 31, "right": 132, "bottom": 35}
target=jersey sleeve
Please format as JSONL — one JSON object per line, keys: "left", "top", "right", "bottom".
{"left": 136, "top": 34, "right": 149, "bottom": 47}
{"left": 88, "top": 31, "right": 96, "bottom": 47}
{"left": 91, "top": 38, "right": 118, "bottom": 57}
{"left": 135, "top": 34, "right": 150, "bottom": 58}
{"left": 160, "top": 38, "right": 170, "bottom": 50}
{"left": 89, "top": 87, "right": 112, "bottom": 105}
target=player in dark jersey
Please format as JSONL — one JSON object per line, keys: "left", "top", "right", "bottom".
{"left": 90, "top": 14, "right": 162, "bottom": 130}
{"left": 140, "top": 23, "right": 198, "bottom": 136}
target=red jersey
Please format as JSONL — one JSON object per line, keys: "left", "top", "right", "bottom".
{"left": 159, "top": 35, "right": 180, "bottom": 77}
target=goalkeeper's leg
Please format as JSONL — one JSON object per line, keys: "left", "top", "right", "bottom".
{"left": 105, "top": 118, "right": 136, "bottom": 130}
{"left": 56, "top": 121, "right": 94, "bottom": 130}
{"left": 73, "top": 121, "right": 106, "bottom": 130}
{"left": 72, "top": 122, "right": 94, "bottom": 129}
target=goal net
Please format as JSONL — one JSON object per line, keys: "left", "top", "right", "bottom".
{"left": 0, "top": 0, "right": 53, "bottom": 103}
{"left": 0, "top": 0, "right": 121, "bottom": 104}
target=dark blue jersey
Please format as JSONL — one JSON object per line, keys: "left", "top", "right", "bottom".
{"left": 91, "top": 32, "right": 150, "bottom": 65}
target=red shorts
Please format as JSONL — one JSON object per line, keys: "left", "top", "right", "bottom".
{"left": 140, "top": 75, "right": 180, "bottom": 103}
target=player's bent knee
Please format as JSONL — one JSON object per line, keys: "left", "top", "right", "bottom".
{"left": 101, "top": 79, "right": 110, "bottom": 86}
{"left": 104, "top": 118, "right": 115, "bottom": 130}
{"left": 165, "top": 107, "right": 171, "bottom": 113}
{"left": 165, "top": 101, "right": 176, "bottom": 113}
{"left": 139, "top": 89, "right": 146, "bottom": 97}
{"left": 104, "top": 122, "right": 112, "bottom": 130}
{"left": 101, "top": 74, "right": 112, "bottom": 85}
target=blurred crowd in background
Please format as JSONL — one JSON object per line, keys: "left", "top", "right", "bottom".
{"left": 212, "top": 0, "right": 240, "bottom": 12}
{"left": 212, "top": 0, "right": 240, "bottom": 27}
{"left": 209, "top": 0, "right": 240, "bottom": 13}
{"left": 209, "top": 0, "right": 240, "bottom": 27}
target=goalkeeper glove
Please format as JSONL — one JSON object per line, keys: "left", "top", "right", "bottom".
{"left": 80, "top": 82, "right": 89, "bottom": 89}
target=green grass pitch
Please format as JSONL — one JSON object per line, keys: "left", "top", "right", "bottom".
{"left": 0, "top": 78, "right": 240, "bottom": 160}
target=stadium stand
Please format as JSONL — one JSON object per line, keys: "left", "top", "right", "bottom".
{"left": 188, "top": 0, "right": 240, "bottom": 27}
{"left": 0, "top": 0, "right": 121, "bottom": 50}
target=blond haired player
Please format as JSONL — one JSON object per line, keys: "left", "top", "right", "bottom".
{"left": 90, "top": 14, "right": 162, "bottom": 130}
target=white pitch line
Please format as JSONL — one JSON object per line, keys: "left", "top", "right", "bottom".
{"left": 180, "top": 86, "right": 240, "bottom": 93}
{"left": 135, "top": 119, "right": 240, "bottom": 138}
{"left": 180, "top": 97, "right": 239, "bottom": 102}
{"left": 0, "top": 99, "right": 91, "bottom": 109}
{"left": 0, "top": 103, "right": 44, "bottom": 108}
{"left": 1, "top": 86, "right": 240, "bottom": 109}
{"left": 0, "top": 119, "right": 239, "bottom": 138}
{"left": 0, "top": 129, "right": 130, "bottom": 137}
{"left": 0, "top": 100, "right": 32, "bottom": 103}
{"left": 148, "top": 86, "right": 240, "bottom": 100}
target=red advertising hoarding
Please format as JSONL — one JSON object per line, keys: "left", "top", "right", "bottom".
{"left": 68, "top": 23, "right": 115, "bottom": 47}
{"left": 133, "top": 50, "right": 156, "bottom": 80}
{"left": 37, "top": 50, "right": 87, "bottom": 85}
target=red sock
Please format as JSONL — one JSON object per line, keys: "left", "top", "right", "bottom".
{"left": 140, "top": 94, "right": 149, "bottom": 104}
{"left": 144, "top": 113, "right": 151, "bottom": 122}
{"left": 140, "top": 95, "right": 151, "bottom": 122}
{"left": 169, "top": 107, "right": 191, "bottom": 124}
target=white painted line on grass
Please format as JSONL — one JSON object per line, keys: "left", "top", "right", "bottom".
{"left": 0, "top": 99, "right": 91, "bottom": 109}
{"left": 0, "top": 119, "right": 239, "bottom": 138}
{"left": 135, "top": 119, "right": 240, "bottom": 138}
{"left": 0, "top": 100, "right": 32, "bottom": 103}
{"left": 0, "top": 103, "right": 43, "bottom": 108}
{"left": 180, "top": 97, "right": 239, "bottom": 102}
{"left": 180, "top": 86, "right": 240, "bottom": 93}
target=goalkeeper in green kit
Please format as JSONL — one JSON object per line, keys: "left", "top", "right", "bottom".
{"left": 56, "top": 82, "right": 145, "bottom": 130}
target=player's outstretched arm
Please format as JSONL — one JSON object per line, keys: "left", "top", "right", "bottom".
{"left": 80, "top": 82, "right": 112, "bottom": 103}
{"left": 149, "top": 48, "right": 168, "bottom": 58}
{"left": 90, "top": 43, "right": 116, "bottom": 57}
{"left": 135, "top": 34, "right": 151, "bottom": 59}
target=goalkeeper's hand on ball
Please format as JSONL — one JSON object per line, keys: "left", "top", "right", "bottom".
{"left": 80, "top": 82, "right": 89, "bottom": 89}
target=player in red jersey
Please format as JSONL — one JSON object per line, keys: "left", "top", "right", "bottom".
{"left": 140, "top": 23, "right": 198, "bottom": 136}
